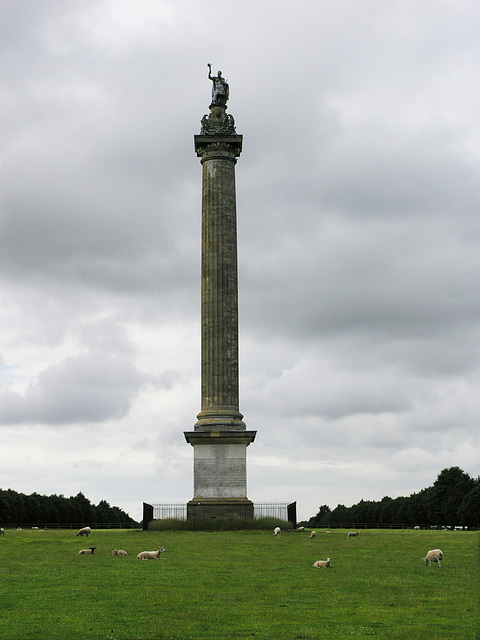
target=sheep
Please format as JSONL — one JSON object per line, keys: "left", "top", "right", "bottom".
{"left": 422, "top": 549, "right": 443, "bottom": 568}
{"left": 273, "top": 527, "right": 281, "bottom": 537}
{"left": 326, "top": 529, "right": 331, "bottom": 533}
{"left": 296, "top": 526, "right": 305, "bottom": 532}
{"left": 309, "top": 531, "right": 317, "bottom": 538}
{"left": 313, "top": 558, "right": 331, "bottom": 568}
{"left": 0, "top": 528, "right": 4, "bottom": 535}
{"left": 76, "top": 526, "right": 92, "bottom": 537}
{"left": 112, "top": 549, "right": 128, "bottom": 556}
{"left": 78, "top": 547, "right": 96, "bottom": 555}
{"left": 414, "top": 526, "right": 420, "bottom": 530}
{"left": 348, "top": 530, "right": 359, "bottom": 538}
{"left": 137, "top": 547, "right": 166, "bottom": 560}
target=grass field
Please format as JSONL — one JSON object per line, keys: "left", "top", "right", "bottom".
{"left": 0, "top": 527, "right": 478, "bottom": 639}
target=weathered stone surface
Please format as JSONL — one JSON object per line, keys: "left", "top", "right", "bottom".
{"left": 194, "top": 131, "right": 245, "bottom": 430}
{"left": 184, "top": 94, "right": 256, "bottom": 511}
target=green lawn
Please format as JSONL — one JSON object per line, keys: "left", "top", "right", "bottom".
{"left": 0, "top": 527, "right": 478, "bottom": 639}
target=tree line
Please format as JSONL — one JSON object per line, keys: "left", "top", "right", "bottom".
{"left": 0, "top": 489, "right": 138, "bottom": 527}
{"left": 305, "top": 467, "right": 480, "bottom": 529}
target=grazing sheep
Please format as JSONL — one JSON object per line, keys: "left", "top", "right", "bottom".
{"left": 273, "top": 527, "right": 281, "bottom": 537}
{"left": 348, "top": 530, "right": 359, "bottom": 538}
{"left": 0, "top": 528, "right": 4, "bottom": 535}
{"left": 414, "top": 526, "right": 420, "bottom": 530}
{"left": 137, "top": 547, "right": 166, "bottom": 560}
{"left": 78, "top": 547, "right": 96, "bottom": 555}
{"left": 76, "top": 526, "right": 92, "bottom": 537}
{"left": 422, "top": 549, "right": 443, "bottom": 568}
{"left": 112, "top": 549, "right": 128, "bottom": 556}
{"left": 313, "top": 558, "right": 331, "bottom": 568}
{"left": 309, "top": 531, "right": 317, "bottom": 538}
{"left": 296, "top": 526, "right": 305, "bottom": 532}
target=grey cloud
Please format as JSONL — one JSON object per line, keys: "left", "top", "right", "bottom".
{"left": 1, "top": 318, "right": 150, "bottom": 425}
{"left": 1, "top": 353, "right": 143, "bottom": 425}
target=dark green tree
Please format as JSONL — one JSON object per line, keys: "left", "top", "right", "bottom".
{"left": 304, "top": 467, "right": 479, "bottom": 528}
{"left": 307, "top": 504, "right": 331, "bottom": 526}
{"left": 427, "top": 467, "right": 475, "bottom": 528}
{"left": 457, "top": 479, "right": 480, "bottom": 528}
{"left": 378, "top": 496, "right": 394, "bottom": 524}
{"left": 0, "top": 493, "right": 12, "bottom": 524}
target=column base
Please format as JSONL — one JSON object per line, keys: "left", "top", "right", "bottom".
{"left": 194, "top": 409, "right": 246, "bottom": 430}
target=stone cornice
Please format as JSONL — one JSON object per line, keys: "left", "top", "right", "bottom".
{"left": 184, "top": 430, "right": 257, "bottom": 446}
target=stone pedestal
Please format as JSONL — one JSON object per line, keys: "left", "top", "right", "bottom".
{"left": 184, "top": 99, "right": 256, "bottom": 517}
{"left": 183, "top": 430, "right": 256, "bottom": 504}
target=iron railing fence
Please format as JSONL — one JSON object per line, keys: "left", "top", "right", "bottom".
{"left": 148, "top": 501, "right": 292, "bottom": 522}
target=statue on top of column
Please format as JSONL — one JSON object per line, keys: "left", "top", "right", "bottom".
{"left": 199, "top": 64, "right": 236, "bottom": 136}
{"left": 208, "top": 63, "right": 229, "bottom": 106}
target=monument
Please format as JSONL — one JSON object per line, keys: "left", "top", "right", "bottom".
{"left": 184, "top": 66, "right": 256, "bottom": 520}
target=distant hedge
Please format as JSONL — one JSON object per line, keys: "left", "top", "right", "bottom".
{"left": 304, "top": 467, "right": 480, "bottom": 529}
{"left": 0, "top": 488, "right": 138, "bottom": 527}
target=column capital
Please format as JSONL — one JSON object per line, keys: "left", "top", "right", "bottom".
{"left": 194, "top": 135, "right": 243, "bottom": 160}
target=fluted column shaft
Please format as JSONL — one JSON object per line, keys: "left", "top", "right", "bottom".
{"left": 194, "top": 136, "right": 245, "bottom": 429}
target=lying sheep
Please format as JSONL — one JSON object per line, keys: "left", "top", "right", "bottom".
{"left": 274, "top": 527, "right": 281, "bottom": 537}
{"left": 112, "top": 549, "right": 127, "bottom": 556}
{"left": 137, "top": 547, "right": 166, "bottom": 560}
{"left": 76, "top": 526, "right": 92, "bottom": 537}
{"left": 78, "top": 547, "right": 96, "bottom": 555}
{"left": 348, "top": 530, "right": 359, "bottom": 538}
{"left": 422, "top": 549, "right": 443, "bottom": 568}
{"left": 309, "top": 531, "right": 316, "bottom": 538}
{"left": 414, "top": 526, "right": 420, "bottom": 530}
{"left": 313, "top": 558, "right": 331, "bottom": 568}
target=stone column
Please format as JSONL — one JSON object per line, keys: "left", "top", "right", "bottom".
{"left": 184, "top": 100, "right": 256, "bottom": 520}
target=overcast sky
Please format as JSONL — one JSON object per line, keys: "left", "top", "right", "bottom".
{"left": 2, "top": 0, "right": 479, "bottom": 523}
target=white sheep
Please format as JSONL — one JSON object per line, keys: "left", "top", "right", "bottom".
{"left": 76, "top": 526, "right": 92, "bottom": 537}
{"left": 112, "top": 549, "right": 128, "bottom": 556}
{"left": 414, "top": 526, "right": 420, "bottom": 530}
{"left": 273, "top": 527, "right": 281, "bottom": 537}
{"left": 0, "top": 528, "right": 4, "bottom": 535}
{"left": 313, "top": 558, "right": 331, "bottom": 568}
{"left": 137, "top": 546, "right": 166, "bottom": 560}
{"left": 78, "top": 547, "right": 96, "bottom": 555}
{"left": 309, "top": 531, "right": 316, "bottom": 538}
{"left": 296, "top": 526, "right": 305, "bottom": 532}
{"left": 326, "top": 529, "right": 331, "bottom": 533}
{"left": 422, "top": 549, "right": 443, "bottom": 568}
{"left": 348, "top": 530, "right": 359, "bottom": 538}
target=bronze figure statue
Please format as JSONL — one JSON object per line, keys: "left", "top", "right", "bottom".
{"left": 208, "top": 63, "right": 229, "bottom": 106}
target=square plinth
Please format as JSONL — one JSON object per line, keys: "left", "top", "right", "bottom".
{"left": 184, "top": 430, "right": 256, "bottom": 501}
